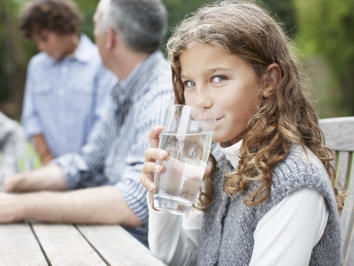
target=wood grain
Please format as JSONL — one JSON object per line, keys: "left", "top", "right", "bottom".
{"left": 319, "top": 117, "right": 354, "bottom": 265}
{"left": 32, "top": 223, "right": 106, "bottom": 266}
{"left": 77, "top": 225, "right": 166, "bottom": 266}
{"left": 337, "top": 151, "right": 351, "bottom": 190}
{"left": 319, "top": 117, "right": 354, "bottom": 151}
{"left": 343, "top": 155, "right": 354, "bottom": 265}
{"left": 0, "top": 223, "right": 48, "bottom": 266}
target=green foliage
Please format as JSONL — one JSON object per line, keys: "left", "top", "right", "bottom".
{"left": 0, "top": 0, "right": 26, "bottom": 13}
{"left": 294, "top": 0, "right": 354, "bottom": 115}
{"left": 163, "top": 0, "right": 210, "bottom": 35}
{"left": 257, "top": 0, "right": 297, "bottom": 37}
{"left": 295, "top": 0, "right": 354, "bottom": 71}
{"left": 0, "top": 0, "right": 26, "bottom": 102}
{"left": 75, "top": 0, "right": 98, "bottom": 41}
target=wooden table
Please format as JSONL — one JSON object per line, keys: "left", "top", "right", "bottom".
{"left": 0, "top": 222, "right": 166, "bottom": 266}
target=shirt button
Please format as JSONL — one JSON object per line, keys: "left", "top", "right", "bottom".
{"left": 59, "top": 89, "right": 65, "bottom": 95}
{"left": 61, "top": 66, "right": 68, "bottom": 74}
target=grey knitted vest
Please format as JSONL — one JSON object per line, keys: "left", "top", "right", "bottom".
{"left": 197, "top": 144, "right": 343, "bottom": 266}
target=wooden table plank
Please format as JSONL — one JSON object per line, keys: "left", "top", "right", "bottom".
{"left": 0, "top": 223, "right": 48, "bottom": 266}
{"left": 77, "top": 225, "right": 166, "bottom": 266}
{"left": 32, "top": 223, "right": 106, "bottom": 266}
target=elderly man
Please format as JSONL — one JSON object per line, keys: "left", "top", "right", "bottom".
{"left": 1, "top": 0, "right": 172, "bottom": 247}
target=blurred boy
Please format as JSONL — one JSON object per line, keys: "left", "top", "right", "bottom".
{"left": 19, "top": 0, "right": 117, "bottom": 164}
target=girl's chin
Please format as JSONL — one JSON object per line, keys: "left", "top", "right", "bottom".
{"left": 212, "top": 135, "right": 226, "bottom": 144}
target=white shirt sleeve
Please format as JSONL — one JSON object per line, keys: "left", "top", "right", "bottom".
{"left": 147, "top": 194, "right": 203, "bottom": 266}
{"left": 250, "top": 187, "right": 329, "bottom": 266}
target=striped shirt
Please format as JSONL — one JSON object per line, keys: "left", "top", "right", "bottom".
{"left": 22, "top": 34, "right": 118, "bottom": 158}
{"left": 56, "top": 51, "right": 174, "bottom": 246}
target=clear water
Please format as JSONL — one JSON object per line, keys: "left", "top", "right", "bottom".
{"left": 154, "top": 132, "right": 213, "bottom": 214}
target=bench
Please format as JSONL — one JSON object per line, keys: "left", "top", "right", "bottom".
{"left": 319, "top": 116, "right": 354, "bottom": 265}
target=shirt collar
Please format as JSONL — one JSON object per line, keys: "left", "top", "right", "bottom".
{"left": 218, "top": 140, "right": 243, "bottom": 169}
{"left": 72, "top": 34, "right": 95, "bottom": 63}
{"left": 42, "top": 34, "right": 94, "bottom": 66}
{"left": 111, "top": 51, "right": 165, "bottom": 104}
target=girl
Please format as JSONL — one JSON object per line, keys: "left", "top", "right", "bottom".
{"left": 140, "top": 1, "right": 344, "bottom": 265}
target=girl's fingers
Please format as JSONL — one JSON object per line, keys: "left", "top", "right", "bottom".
{"left": 205, "top": 165, "right": 212, "bottom": 175}
{"left": 141, "top": 161, "right": 165, "bottom": 176}
{"left": 148, "top": 125, "right": 164, "bottom": 148}
{"left": 145, "top": 148, "right": 168, "bottom": 162}
{"left": 140, "top": 173, "right": 157, "bottom": 192}
{"left": 141, "top": 161, "right": 166, "bottom": 192}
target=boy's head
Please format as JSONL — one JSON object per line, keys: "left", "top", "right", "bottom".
{"left": 19, "top": 0, "right": 82, "bottom": 39}
{"left": 19, "top": 0, "right": 82, "bottom": 60}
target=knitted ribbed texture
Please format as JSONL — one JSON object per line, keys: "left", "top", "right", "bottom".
{"left": 197, "top": 144, "right": 343, "bottom": 266}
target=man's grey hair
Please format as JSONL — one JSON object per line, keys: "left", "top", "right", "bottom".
{"left": 101, "top": 0, "right": 167, "bottom": 53}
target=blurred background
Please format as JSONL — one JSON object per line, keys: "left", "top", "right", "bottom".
{"left": 0, "top": 0, "right": 353, "bottom": 121}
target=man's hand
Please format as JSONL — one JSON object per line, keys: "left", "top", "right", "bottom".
{"left": 3, "top": 164, "right": 67, "bottom": 192}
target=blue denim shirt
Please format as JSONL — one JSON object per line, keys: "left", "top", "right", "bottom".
{"left": 22, "top": 34, "right": 118, "bottom": 157}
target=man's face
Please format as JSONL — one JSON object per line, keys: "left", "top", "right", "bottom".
{"left": 32, "top": 30, "right": 73, "bottom": 60}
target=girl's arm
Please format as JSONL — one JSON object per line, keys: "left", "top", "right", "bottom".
{"left": 141, "top": 126, "right": 207, "bottom": 265}
{"left": 250, "top": 187, "right": 328, "bottom": 266}
{"left": 148, "top": 194, "right": 202, "bottom": 266}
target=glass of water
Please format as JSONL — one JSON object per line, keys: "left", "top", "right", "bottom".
{"left": 154, "top": 105, "right": 216, "bottom": 215}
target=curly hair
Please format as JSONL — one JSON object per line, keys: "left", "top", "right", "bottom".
{"left": 19, "top": 0, "right": 82, "bottom": 38}
{"left": 167, "top": 1, "right": 345, "bottom": 210}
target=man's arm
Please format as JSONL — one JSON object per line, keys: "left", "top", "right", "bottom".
{"left": 6, "top": 101, "right": 114, "bottom": 193}
{"left": 0, "top": 186, "right": 142, "bottom": 227}
{"left": 3, "top": 164, "right": 66, "bottom": 192}
{"left": 32, "top": 134, "right": 54, "bottom": 165}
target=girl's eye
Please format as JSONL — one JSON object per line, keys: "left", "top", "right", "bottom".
{"left": 184, "top": 80, "right": 196, "bottom": 87}
{"left": 211, "top": 76, "right": 227, "bottom": 83}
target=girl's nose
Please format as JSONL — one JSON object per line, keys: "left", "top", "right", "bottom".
{"left": 195, "top": 90, "right": 213, "bottom": 110}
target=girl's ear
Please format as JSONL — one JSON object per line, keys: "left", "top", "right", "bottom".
{"left": 262, "top": 63, "right": 283, "bottom": 98}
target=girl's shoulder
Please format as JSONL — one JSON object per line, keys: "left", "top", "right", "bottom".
{"left": 270, "top": 144, "right": 333, "bottom": 203}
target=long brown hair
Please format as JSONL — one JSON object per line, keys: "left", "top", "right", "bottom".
{"left": 167, "top": 0, "right": 345, "bottom": 210}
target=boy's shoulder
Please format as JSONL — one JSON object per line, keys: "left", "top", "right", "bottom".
{"left": 28, "top": 52, "right": 52, "bottom": 68}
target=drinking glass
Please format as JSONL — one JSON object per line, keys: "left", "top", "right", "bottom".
{"left": 154, "top": 104, "right": 216, "bottom": 215}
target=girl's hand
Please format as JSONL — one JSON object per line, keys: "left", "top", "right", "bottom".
{"left": 140, "top": 125, "right": 212, "bottom": 192}
{"left": 140, "top": 126, "right": 168, "bottom": 192}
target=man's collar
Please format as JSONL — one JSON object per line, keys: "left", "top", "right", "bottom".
{"left": 112, "top": 51, "right": 164, "bottom": 103}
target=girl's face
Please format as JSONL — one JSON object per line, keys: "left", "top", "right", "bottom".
{"left": 180, "top": 43, "right": 262, "bottom": 146}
